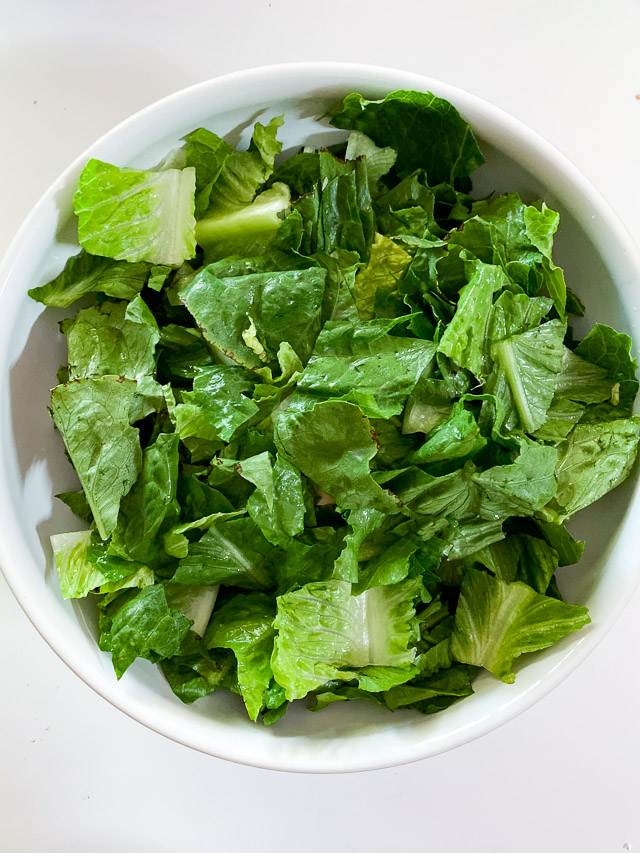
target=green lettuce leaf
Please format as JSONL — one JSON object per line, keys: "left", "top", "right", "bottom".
{"left": 237, "top": 452, "right": 305, "bottom": 547}
{"left": 108, "top": 433, "right": 180, "bottom": 564}
{"left": 172, "top": 517, "right": 275, "bottom": 588}
{"left": 207, "top": 116, "right": 283, "bottom": 213}
{"left": 160, "top": 647, "right": 236, "bottom": 704}
{"left": 274, "top": 400, "right": 399, "bottom": 513}
{"left": 345, "top": 131, "right": 397, "bottom": 192}
{"left": 329, "top": 90, "right": 485, "bottom": 185}
{"left": 488, "top": 320, "right": 566, "bottom": 433}
{"left": 333, "top": 507, "right": 385, "bottom": 583}
{"left": 63, "top": 297, "right": 159, "bottom": 384}
{"left": 28, "top": 250, "right": 151, "bottom": 307}
{"left": 354, "top": 233, "right": 411, "bottom": 320}
{"left": 183, "top": 127, "right": 234, "bottom": 217}
{"left": 383, "top": 665, "right": 475, "bottom": 711}
{"left": 553, "top": 347, "right": 614, "bottom": 404}
{"left": 195, "top": 183, "right": 291, "bottom": 261}
{"left": 437, "top": 260, "right": 509, "bottom": 379}
{"left": 451, "top": 568, "right": 590, "bottom": 682}
{"left": 190, "top": 365, "right": 260, "bottom": 441}
{"left": 164, "top": 584, "right": 219, "bottom": 638}
{"left": 99, "top": 584, "right": 193, "bottom": 678}
{"left": 51, "top": 530, "right": 105, "bottom": 599}
{"left": 73, "top": 158, "right": 196, "bottom": 266}
{"left": 553, "top": 418, "right": 640, "bottom": 517}
{"left": 574, "top": 323, "right": 639, "bottom": 415}
{"left": 180, "top": 265, "right": 326, "bottom": 369}
{"left": 271, "top": 577, "right": 421, "bottom": 700}
{"left": 207, "top": 592, "right": 276, "bottom": 721}
{"left": 51, "top": 377, "right": 142, "bottom": 539}
{"left": 291, "top": 320, "right": 436, "bottom": 419}
{"left": 317, "top": 153, "right": 375, "bottom": 260}
{"left": 407, "top": 401, "right": 486, "bottom": 464}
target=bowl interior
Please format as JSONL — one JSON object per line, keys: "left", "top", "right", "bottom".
{"left": 1, "top": 64, "right": 640, "bottom": 773}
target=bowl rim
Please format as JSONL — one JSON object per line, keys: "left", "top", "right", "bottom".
{"left": 2, "top": 60, "right": 640, "bottom": 773}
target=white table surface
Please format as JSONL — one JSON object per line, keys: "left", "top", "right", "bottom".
{"left": 2, "top": 1, "right": 640, "bottom": 850}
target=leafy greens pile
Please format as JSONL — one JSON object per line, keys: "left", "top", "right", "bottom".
{"left": 32, "top": 90, "right": 640, "bottom": 725}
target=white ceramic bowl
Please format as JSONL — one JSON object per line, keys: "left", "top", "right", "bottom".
{"left": 1, "top": 62, "right": 640, "bottom": 774}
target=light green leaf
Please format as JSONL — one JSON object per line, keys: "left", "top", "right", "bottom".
{"left": 64, "top": 297, "right": 159, "bottom": 382}
{"left": 207, "top": 115, "right": 283, "bottom": 213}
{"left": 354, "top": 233, "right": 411, "bottom": 321}
{"left": 451, "top": 569, "right": 590, "bottom": 682}
{"left": 345, "top": 131, "right": 397, "bottom": 193}
{"left": 333, "top": 507, "right": 385, "bottom": 583}
{"left": 489, "top": 320, "right": 566, "bottom": 433}
{"left": 408, "top": 401, "right": 486, "bottom": 464}
{"left": 196, "top": 183, "right": 291, "bottom": 261}
{"left": 73, "top": 158, "right": 196, "bottom": 266}
{"left": 271, "top": 578, "right": 420, "bottom": 700}
{"left": 239, "top": 452, "right": 305, "bottom": 547}
{"left": 554, "top": 417, "right": 640, "bottom": 516}
{"left": 51, "top": 530, "right": 105, "bottom": 599}
{"left": 164, "top": 584, "right": 219, "bottom": 638}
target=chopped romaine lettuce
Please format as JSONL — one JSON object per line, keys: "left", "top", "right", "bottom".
{"left": 34, "top": 89, "right": 639, "bottom": 725}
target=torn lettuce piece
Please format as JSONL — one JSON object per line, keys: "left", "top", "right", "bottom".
{"left": 275, "top": 400, "right": 399, "bottom": 513}
{"left": 553, "top": 417, "right": 640, "bottom": 517}
{"left": 73, "top": 158, "right": 196, "bottom": 266}
{"left": 98, "top": 584, "right": 192, "bottom": 679}
{"left": 207, "top": 115, "right": 283, "bottom": 213}
{"left": 317, "top": 153, "right": 375, "bottom": 260}
{"left": 51, "top": 530, "right": 105, "bottom": 599}
{"left": 56, "top": 489, "right": 93, "bottom": 525}
{"left": 291, "top": 320, "right": 436, "bottom": 419}
{"left": 437, "top": 260, "right": 509, "bottom": 379}
{"left": 333, "top": 507, "right": 386, "bottom": 583}
{"left": 171, "top": 517, "right": 276, "bottom": 589}
{"left": 195, "top": 183, "right": 291, "bottom": 261}
{"left": 451, "top": 569, "right": 590, "bottom": 682}
{"left": 164, "top": 584, "right": 219, "bottom": 639}
{"left": 207, "top": 592, "right": 276, "bottom": 721}
{"left": 235, "top": 452, "right": 305, "bottom": 547}
{"left": 271, "top": 577, "right": 421, "bottom": 700}
{"left": 183, "top": 127, "right": 234, "bottom": 217}
{"left": 553, "top": 347, "right": 614, "bottom": 404}
{"left": 407, "top": 401, "right": 486, "bottom": 465}
{"left": 108, "top": 432, "right": 180, "bottom": 565}
{"left": 163, "top": 510, "right": 246, "bottom": 560}
{"left": 28, "top": 250, "right": 151, "bottom": 307}
{"left": 354, "top": 233, "right": 411, "bottom": 321}
{"left": 329, "top": 89, "right": 485, "bottom": 184}
{"left": 63, "top": 297, "right": 159, "bottom": 383}
{"left": 160, "top": 647, "right": 236, "bottom": 705}
{"left": 190, "top": 365, "right": 261, "bottom": 441}
{"left": 574, "top": 323, "right": 639, "bottom": 415}
{"left": 51, "top": 377, "right": 142, "bottom": 539}
{"left": 180, "top": 265, "right": 326, "bottom": 369}
{"left": 488, "top": 320, "right": 566, "bottom": 433}
{"left": 345, "top": 131, "right": 397, "bottom": 194}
